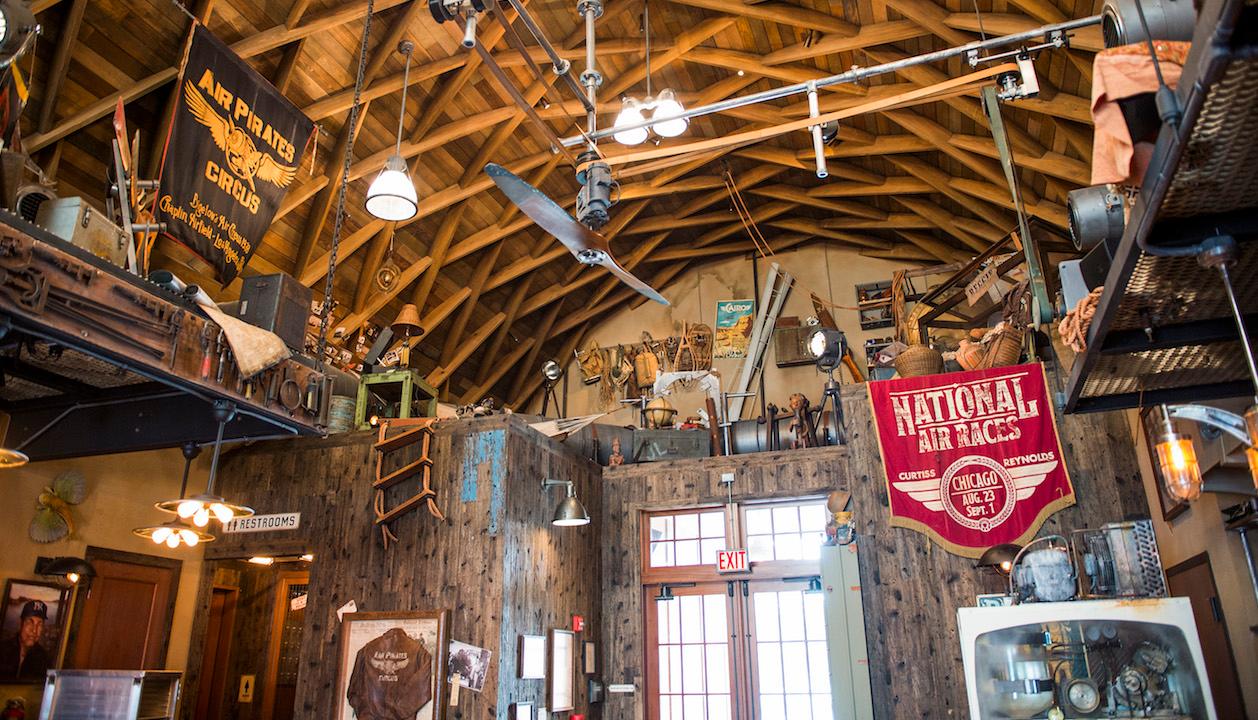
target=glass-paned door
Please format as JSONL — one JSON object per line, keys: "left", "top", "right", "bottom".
{"left": 647, "top": 583, "right": 736, "bottom": 720}
{"left": 748, "top": 581, "right": 832, "bottom": 720}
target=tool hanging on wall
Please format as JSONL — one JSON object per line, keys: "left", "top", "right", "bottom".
{"left": 373, "top": 419, "right": 443, "bottom": 549}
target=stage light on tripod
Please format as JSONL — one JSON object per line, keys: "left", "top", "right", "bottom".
{"left": 808, "top": 328, "right": 845, "bottom": 371}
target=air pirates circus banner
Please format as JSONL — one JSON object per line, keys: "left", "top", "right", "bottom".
{"left": 867, "top": 363, "right": 1074, "bottom": 558}
{"left": 159, "top": 25, "right": 313, "bottom": 284}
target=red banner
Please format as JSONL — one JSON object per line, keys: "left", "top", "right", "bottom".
{"left": 867, "top": 363, "right": 1074, "bottom": 558}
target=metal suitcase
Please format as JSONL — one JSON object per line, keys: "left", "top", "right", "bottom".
{"left": 35, "top": 196, "right": 129, "bottom": 268}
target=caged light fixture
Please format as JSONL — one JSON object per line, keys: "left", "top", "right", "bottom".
{"left": 611, "top": 0, "right": 688, "bottom": 145}
{"left": 1154, "top": 404, "right": 1202, "bottom": 502}
{"left": 365, "top": 41, "right": 420, "bottom": 221}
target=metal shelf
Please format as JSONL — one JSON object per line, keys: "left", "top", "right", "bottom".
{"left": 1064, "top": 0, "right": 1258, "bottom": 412}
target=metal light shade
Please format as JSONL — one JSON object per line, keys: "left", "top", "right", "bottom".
{"left": 977, "top": 543, "right": 1023, "bottom": 576}
{"left": 156, "top": 493, "right": 254, "bottom": 526}
{"left": 0, "top": 446, "right": 29, "bottom": 468}
{"left": 133, "top": 520, "right": 215, "bottom": 549}
{"left": 650, "top": 89, "right": 688, "bottom": 138}
{"left": 553, "top": 494, "right": 590, "bottom": 526}
{"left": 366, "top": 154, "right": 419, "bottom": 221}
{"left": 391, "top": 303, "right": 424, "bottom": 339}
{"left": 37, "top": 556, "right": 96, "bottom": 584}
{"left": 612, "top": 97, "right": 649, "bottom": 145}
{"left": 542, "top": 359, "right": 563, "bottom": 381}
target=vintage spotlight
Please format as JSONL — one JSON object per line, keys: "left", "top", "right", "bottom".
{"left": 541, "top": 359, "right": 564, "bottom": 417}
{"left": 1068, "top": 185, "right": 1126, "bottom": 251}
{"left": 808, "top": 328, "right": 846, "bottom": 371}
{"left": 1101, "top": 0, "right": 1196, "bottom": 47}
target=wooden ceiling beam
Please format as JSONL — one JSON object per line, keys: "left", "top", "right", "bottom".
{"left": 895, "top": 231, "right": 975, "bottom": 263}
{"left": 949, "top": 133, "right": 1090, "bottom": 186}
{"left": 887, "top": 155, "right": 1017, "bottom": 231}
{"left": 883, "top": 0, "right": 971, "bottom": 45}
{"left": 273, "top": 39, "right": 307, "bottom": 95}
{"left": 763, "top": 20, "right": 929, "bottom": 65}
{"left": 683, "top": 48, "right": 865, "bottom": 96}
{"left": 999, "top": 0, "right": 1094, "bottom": 80}
{"left": 860, "top": 246, "right": 935, "bottom": 264}
{"left": 943, "top": 13, "right": 1104, "bottom": 52}
{"left": 460, "top": 335, "right": 537, "bottom": 404}
{"left": 659, "top": 0, "right": 856, "bottom": 36}
{"left": 648, "top": 234, "right": 812, "bottom": 261}
{"left": 473, "top": 234, "right": 554, "bottom": 386}
{"left": 732, "top": 147, "right": 884, "bottom": 183}
{"left": 880, "top": 108, "right": 1009, "bottom": 187}
{"left": 808, "top": 177, "right": 933, "bottom": 198}
{"left": 893, "top": 196, "right": 991, "bottom": 251}
{"left": 948, "top": 177, "right": 1069, "bottom": 228}
{"left": 335, "top": 256, "right": 434, "bottom": 332}
{"left": 748, "top": 185, "right": 889, "bottom": 220}
{"left": 427, "top": 312, "right": 506, "bottom": 388}
{"left": 973, "top": 90, "right": 1093, "bottom": 125}
{"left": 24, "top": 0, "right": 410, "bottom": 152}
{"left": 822, "top": 213, "right": 933, "bottom": 230}
{"left": 504, "top": 300, "right": 564, "bottom": 403}
{"left": 768, "top": 219, "right": 891, "bottom": 249}
{"left": 352, "top": 224, "right": 396, "bottom": 312}
{"left": 35, "top": 0, "right": 88, "bottom": 133}
{"left": 508, "top": 321, "right": 590, "bottom": 409}
{"left": 602, "top": 17, "right": 738, "bottom": 100}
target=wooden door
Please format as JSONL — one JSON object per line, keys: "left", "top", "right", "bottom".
{"left": 196, "top": 587, "right": 238, "bottom": 720}
{"left": 1166, "top": 553, "right": 1249, "bottom": 720}
{"left": 262, "top": 571, "right": 309, "bottom": 720}
{"left": 69, "top": 549, "right": 181, "bottom": 669}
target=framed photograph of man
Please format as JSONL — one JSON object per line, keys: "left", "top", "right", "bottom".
{"left": 335, "top": 610, "right": 449, "bottom": 720}
{"left": 0, "top": 579, "right": 68, "bottom": 683}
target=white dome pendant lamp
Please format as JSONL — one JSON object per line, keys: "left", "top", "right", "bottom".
{"left": 366, "top": 41, "right": 419, "bottom": 222}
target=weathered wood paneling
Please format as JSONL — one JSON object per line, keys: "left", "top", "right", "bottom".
{"left": 599, "top": 385, "right": 1148, "bottom": 719}
{"left": 181, "top": 415, "right": 602, "bottom": 720}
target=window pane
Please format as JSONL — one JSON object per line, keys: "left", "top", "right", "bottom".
{"left": 800, "top": 504, "right": 826, "bottom": 532}
{"left": 682, "top": 644, "right": 706, "bottom": 693}
{"left": 757, "top": 642, "right": 783, "bottom": 693}
{"left": 683, "top": 694, "right": 705, "bottom": 720}
{"left": 779, "top": 592, "right": 806, "bottom": 641}
{"left": 781, "top": 642, "right": 810, "bottom": 693}
{"left": 651, "top": 541, "right": 675, "bottom": 567}
{"left": 671, "top": 695, "right": 683, "bottom": 720}
{"left": 801, "top": 533, "right": 822, "bottom": 560}
{"left": 785, "top": 693, "right": 813, "bottom": 718}
{"left": 668, "top": 646, "right": 682, "bottom": 695}
{"left": 754, "top": 592, "right": 780, "bottom": 641}
{"left": 703, "top": 595, "right": 727, "bottom": 642}
{"left": 660, "top": 695, "right": 672, "bottom": 720}
{"left": 667, "top": 601, "right": 682, "bottom": 646}
{"left": 675, "top": 513, "right": 700, "bottom": 539}
{"left": 700, "top": 539, "right": 724, "bottom": 566}
{"left": 680, "top": 595, "right": 704, "bottom": 643}
{"left": 774, "top": 532, "right": 802, "bottom": 561}
{"left": 707, "top": 694, "right": 731, "bottom": 720}
{"left": 705, "top": 643, "right": 729, "bottom": 694}
{"left": 746, "top": 507, "right": 773, "bottom": 535}
{"left": 759, "top": 694, "right": 785, "bottom": 720}
{"left": 659, "top": 600, "right": 677, "bottom": 644}
{"left": 808, "top": 641, "right": 830, "bottom": 694}
{"left": 659, "top": 646, "right": 673, "bottom": 693}
{"left": 772, "top": 506, "right": 800, "bottom": 533}
{"left": 748, "top": 534, "right": 774, "bottom": 562}
{"left": 700, "top": 511, "right": 724, "bottom": 538}
{"left": 651, "top": 515, "right": 674, "bottom": 541}
{"left": 803, "top": 593, "right": 826, "bottom": 641}
{"left": 675, "top": 540, "right": 700, "bottom": 566}
{"left": 811, "top": 694, "right": 832, "bottom": 720}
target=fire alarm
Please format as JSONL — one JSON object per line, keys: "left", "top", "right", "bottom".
{"left": 572, "top": 615, "right": 585, "bottom": 632}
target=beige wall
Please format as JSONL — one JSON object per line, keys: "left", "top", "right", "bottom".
{"left": 1127, "top": 410, "right": 1258, "bottom": 713}
{"left": 545, "top": 245, "right": 922, "bottom": 420}
{"left": 0, "top": 447, "right": 204, "bottom": 709}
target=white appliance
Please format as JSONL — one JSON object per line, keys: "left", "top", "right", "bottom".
{"left": 958, "top": 598, "right": 1216, "bottom": 719}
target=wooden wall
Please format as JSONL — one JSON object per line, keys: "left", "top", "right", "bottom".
{"left": 180, "top": 415, "right": 603, "bottom": 720}
{"left": 599, "top": 384, "right": 1150, "bottom": 719}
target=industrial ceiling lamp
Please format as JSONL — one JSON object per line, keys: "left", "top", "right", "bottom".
{"left": 612, "top": 98, "right": 648, "bottom": 145}
{"left": 542, "top": 479, "right": 590, "bottom": 526}
{"left": 1154, "top": 404, "right": 1202, "bottom": 502}
{"left": 611, "top": 0, "right": 686, "bottom": 145}
{"left": 366, "top": 41, "right": 419, "bottom": 222}
{"left": 155, "top": 402, "right": 254, "bottom": 526}
{"left": 135, "top": 443, "right": 215, "bottom": 548}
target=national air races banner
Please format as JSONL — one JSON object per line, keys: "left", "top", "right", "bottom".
{"left": 159, "top": 25, "right": 313, "bottom": 284}
{"left": 867, "top": 363, "right": 1074, "bottom": 558}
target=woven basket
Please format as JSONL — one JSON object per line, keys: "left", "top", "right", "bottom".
{"left": 895, "top": 344, "right": 944, "bottom": 377}
{"left": 983, "top": 326, "right": 1025, "bottom": 368}
{"left": 956, "top": 340, "right": 986, "bottom": 371}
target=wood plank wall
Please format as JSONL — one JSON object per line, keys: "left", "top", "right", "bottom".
{"left": 598, "top": 385, "right": 1149, "bottom": 719}
{"left": 179, "top": 415, "right": 602, "bottom": 720}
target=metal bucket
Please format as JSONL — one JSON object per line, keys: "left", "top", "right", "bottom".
{"left": 327, "top": 395, "right": 357, "bottom": 434}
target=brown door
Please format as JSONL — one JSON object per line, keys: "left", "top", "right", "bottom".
{"left": 196, "top": 587, "right": 238, "bottom": 720}
{"left": 1166, "top": 553, "right": 1249, "bottom": 720}
{"left": 69, "top": 550, "right": 181, "bottom": 670}
{"left": 262, "top": 571, "right": 309, "bottom": 720}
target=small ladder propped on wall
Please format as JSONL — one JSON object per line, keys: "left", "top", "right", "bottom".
{"left": 373, "top": 419, "right": 444, "bottom": 548}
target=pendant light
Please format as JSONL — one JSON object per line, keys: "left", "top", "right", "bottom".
{"left": 134, "top": 442, "right": 215, "bottom": 549}
{"left": 611, "top": 0, "right": 687, "bottom": 145}
{"left": 366, "top": 41, "right": 419, "bottom": 222}
{"left": 155, "top": 401, "right": 254, "bottom": 526}
{"left": 1154, "top": 404, "right": 1202, "bottom": 502}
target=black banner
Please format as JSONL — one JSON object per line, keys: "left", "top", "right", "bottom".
{"left": 159, "top": 25, "right": 313, "bottom": 284}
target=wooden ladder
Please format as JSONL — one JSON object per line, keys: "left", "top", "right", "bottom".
{"left": 373, "top": 419, "right": 444, "bottom": 548}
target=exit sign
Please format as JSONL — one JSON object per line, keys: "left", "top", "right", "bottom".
{"left": 716, "top": 549, "right": 749, "bottom": 574}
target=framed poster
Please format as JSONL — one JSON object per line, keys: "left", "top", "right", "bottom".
{"left": 336, "top": 610, "right": 448, "bottom": 720}
{"left": 0, "top": 579, "right": 69, "bottom": 683}
{"left": 549, "top": 629, "right": 575, "bottom": 712}
{"left": 518, "top": 634, "right": 546, "bottom": 679}
{"left": 714, "top": 299, "right": 755, "bottom": 359}
{"left": 1140, "top": 406, "right": 1189, "bottom": 522}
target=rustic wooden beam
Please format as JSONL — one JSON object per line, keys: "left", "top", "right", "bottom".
{"left": 509, "top": 321, "right": 590, "bottom": 409}
{"left": 887, "top": 155, "right": 1017, "bottom": 231}
{"left": 683, "top": 48, "right": 865, "bottom": 96}
{"left": 647, "top": 234, "right": 813, "bottom": 261}
{"left": 808, "top": 177, "right": 934, "bottom": 198}
{"left": 893, "top": 196, "right": 991, "bottom": 251}
{"left": 895, "top": 231, "right": 975, "bottom": 263}
{"left": 286, "top": 0, "right": 317, "bottom": 27}
{"left": 505, "top": 300, "right": 564, "bottom": 403}
{"left": 944, "top": 13, "right": 1104, "bottom": 52}
{"left": 427, "top": 312, "right": 506, "bottom": 388}
{"left": 143, "top": 0, "right": 217, "bottom": 178}
{"left": 949, "top": 133, "right": 1090, "bottom": 186}
{"left": 948, "top": 178, "right": 1069, "bottom": 229}
{"left": 602, "top": 17, "right": 738, "bottom": 100}
{"left": 660, "top": 0, "right": 855, "bottom": 36}
{"left": 459, "top": 335, "right": 537, "bottom": 404}
{"left": 768, "top": 219, "right": 892, "bottom": 250}
{"left": 822, "top": 213, "right": 933, "bottom": 230}
{"left": 880, "top": 108, "right": 1009, "bottom": 187}
{"left": 884, "top": 0, "right": 970, "bottom": 45}
{"left": 35, "top": 0, "right": 88, "bottom": 133}
{"left": 335, "top": 256, "right": 434, "bottom": 333}
{"left": 292, "top": 99, "right": 372, "bottom": 274}
{"left": 352, "top": 225, "right": 395, "bottom": 312}
{"left": 273, "top": 39, "right": 307, "bottom": 95}
{"left": 748, "top": 185, "right": 889, "bottom": 221}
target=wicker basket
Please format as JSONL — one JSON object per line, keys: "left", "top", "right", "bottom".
{"left": 956, "top": 340, "right": 986, "bottom": 371}
{"left": 895, "top": 344, "right": 944, "bottom": 377}
{"left": 983, "top": 325, "right": 1025, "bottom": 368}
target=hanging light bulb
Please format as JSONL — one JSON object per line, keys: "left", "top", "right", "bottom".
{"left": 1155, "top": 405, "right": 1202, "bottom": 502}
{"left": 179, "top": 529, "right": 200, "bottom": 547}
{"left": 192, "top": 507, "right": 211, "bottom": 527}
{"left": 151, "top": 526, "right": 173, "bottom": 545}
{"left": 177, "top": 499, "right": 201, "bottom": 519}
{"left": 366, "top": 41, "right": 419, "bottom": 221}
{"left": 209, "top": 502, "right": 235, "bottom": 524}
{"left": 612, "top": 97, "right": 649, "bottom": 145}
{"left": 165, "top": 532, "right": 181, "bottom": 549}
{"left": 650, "top": 88, "right": 688, "bottom": 138}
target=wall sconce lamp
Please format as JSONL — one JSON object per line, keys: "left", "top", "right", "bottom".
{"left": 975, "top": 543, "right": 1023, "bottom": 576}
{"left": 542, "top": 479, "right": 590, "bottom": 527}
{"left": 35, "top": 556, "right": 95, "bottom": 669}
{"left": 1155, "top": 404, "right": 1203, "bottom": 502}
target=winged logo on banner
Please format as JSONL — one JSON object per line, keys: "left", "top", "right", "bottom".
{"left": 369, "top": 655, "right": 411, "bottom": 674}
{"left": 891, "top": 460, "right": 1059, "bottom": 512}
{"left": 183, "top": 79, "right": 297, "bottom": 192}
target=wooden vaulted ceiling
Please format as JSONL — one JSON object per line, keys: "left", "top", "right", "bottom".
{"left": 20, "top": 0, "right": 1098, "bottom": 407}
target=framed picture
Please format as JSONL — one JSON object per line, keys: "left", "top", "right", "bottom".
{"left": 1141, "top": 407, "right": 1190, "bottom": 522}
{"left": 448, "top": 640, "right": 492, "bottom": 692}
{"left": 549, "top": 629, "right": 575, "bottom": 712}
{"left": 512, "top": 702, "right": 532, "bottom": 719}
{"left": 537, "top": 707, "right": 548, "bottom": 719}
{"left": 335, "top": 610, "right": 448, "bottom": 720}
{"left": 583, "top": 641, "right": 596, "bottom": 675}
{"left": 0, "top": 579, "right": 69, "bottom": 683}
{"left": 518, "top": 634, "right": 546, "bottom": 679}
{"left": 976, "top": 593, "right": 1013, "bottom": 607}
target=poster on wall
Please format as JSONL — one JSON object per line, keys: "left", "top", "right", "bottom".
{"left": 867, "top": 363, "right": 1075, "bottom": 558}
{"left": 336, "top": 610, "right": 448, "bottom": 720}
{"left": 0, "top": 580, "right": 68, "bottom": 683}
{"left": 157, "top": 24, "right": 313, "bottom": 284}
{"left": 713, "top": 299, "right": 754, "bottom": 359}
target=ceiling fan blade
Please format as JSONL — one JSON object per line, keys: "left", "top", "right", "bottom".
{"left": 596, "top": 253, "right": 671, "bottom": 306}
{"left": 484, "top": 163, "right": 609, "bottom": 257}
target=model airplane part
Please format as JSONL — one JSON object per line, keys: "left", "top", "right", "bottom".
{"left": 484, "top": 163, "right": 669, "bottom": 306}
